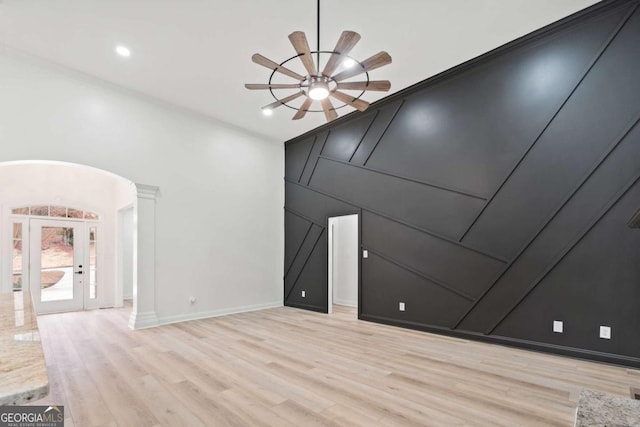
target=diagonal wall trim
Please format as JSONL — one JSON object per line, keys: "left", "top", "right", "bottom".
{"left": 457, "top": 2, "right": 639, "bottom": 243}
{"left": 285, "top": 178, "right": 508, "bottom": 263}
{"left": 304, "top": 132, "right": 330, "bottom": 186}
{"left": 285, "top": 178, "right": 359, "bottom": 208}
{"left": 363, "top": 100, "right": 405, "bottom": 166}
{"left": 319, "top": 155, "right": 487, "bottom": 200}
{"left": 284, "top": 206, "right": 324, "bottom": 227}
{"left": 298, "top": 135, "right": 317, "bottom": 183}
{"left": 350, "top": 100, "right": 405, "bottom": 166}
{"left": 365, "top": 248, "right": 474, "bottom": 301}
{"left": 284, "top": 220, "right": 312, "bottom": 278}
{"left": 486, "top": 171, "right": 640, "bottom": 334}
{"left": 284, "top": 228, "right": 325, "bottom": 302}
{"left": 348, "top": 110, "right": 380, "bottom": 163}
{"left": 454, "top": 113, "right": 640, "bottom": 329}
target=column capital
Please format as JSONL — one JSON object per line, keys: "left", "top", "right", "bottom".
{"left": 135, "top": 183, "right": 159, "bottom": 200}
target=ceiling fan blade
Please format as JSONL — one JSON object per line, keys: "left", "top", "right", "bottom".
{"left": 252, "top": 53, "right": 305, "bottom": 81}
{"left": 322, "top": 31, "right": 361, "bottom": 77}
{"left": 292, "top": 97, "right": 313, "bottom": 120}
{"left": 245, "top": 83, "right": 302, "bottom": 90}
{"left": 320, "top": 98, "right": 338, "bottom": 122}
{"left": 331, "top": 90, "right": 370, "bottom": 112}
{"left": 262, "top": 91, "right": 305, "bottom": 110}
{"left": 331, "top": 51, "right": 392, "bottom": 82}
{"left": 336, "top": 80, "right": 391, "bottom": 92}
{"left": 288, "top": 31, "right": 317, "bottom": 76}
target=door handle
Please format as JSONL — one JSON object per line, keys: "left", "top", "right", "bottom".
{"left": 74, "top": 270, "right": 83, "bottom": 274}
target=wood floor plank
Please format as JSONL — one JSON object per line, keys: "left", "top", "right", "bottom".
{"left": 216, "top": 388, "right": 298, "bottom": 427}
{"left": 170, "top": 380, "right": 246, "bottom": 427}
{"left": 83, "top": 358, "right": 161, "bottom": 426}
{"left": 320, "top": 403, "right": 382, "bottom": 427}
{"left": 57, "top": 367, "right": 115, "bottom": 427}
{"left": 30, "top": 304, "right": 640, "bottom": 426}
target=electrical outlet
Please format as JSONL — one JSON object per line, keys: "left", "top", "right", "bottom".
{"left": 301, "top": 290, "right": 306, "bottom": 298}
{"left": 599, "top": 326, "right": 611, "bottom": 339}
{"left": 363, "top": 250, "right": 369, "bottom": 259}
{"left": 553, "top": 320, "right": 563, "bottom": 333}
{"left": 399, "top": 302, "right": 405, "bottom": 312}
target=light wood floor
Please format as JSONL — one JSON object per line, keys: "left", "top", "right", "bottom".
{"left": 31, "top": 304, "right": 640, "bottom": 426}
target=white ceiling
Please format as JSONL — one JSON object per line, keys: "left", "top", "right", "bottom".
{"left": 0, "top": 0, "right": 599, "bottom": 142}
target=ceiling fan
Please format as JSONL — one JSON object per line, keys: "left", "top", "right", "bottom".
{"left": 244, "top": 0, "right": 392, "bottom": 122}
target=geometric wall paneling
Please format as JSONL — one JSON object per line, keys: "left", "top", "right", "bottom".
{"left": 350, "top": 100, "right": 404, "bottom": 166}
{"left": 365, "top": 4, "right": 632, "bottom": 199}
{"left": 629, "top": 207, "right": 640, "bottom": 228}
{"left": 285, "top": 228, "right": 328, "bottom": 312}
{"left": 284, "top": 210, "right": 313, "bottom": 274}
{"left": 462, "top": 4, "right": 640, "bottom": 259}
{"left": 361, "top": 251, "right": 472, "bottom": 328}
{"left": 283, "top": 183, "right": 358, "bottom": 311}
{"left": 309, "top": 156, "right": 486, "bottom": 239}
{"left": 299, "top": 132, "right": 329, "bottom": 185}
{"left": 320, "top": 112, "right": 377, "bottom": 162}
{"left": 284, "top": 0, "right": 640, "bottom": 367}
{"left": 285, "top": 135, "right": 315, "bottom": 182}
{"left": 457, "top": 117, "right": 640, "bottom": 333}
{"left": 361, "top": 211, "right": 504, "bottom": 300}
{"left": 493, "top": 179, "right": 640, "bottom": 362}
{"left": 284, "top": 223, "right": 324, "bottom": 305}
{"left": 285, "top": 181, "right": 357, "bottom": 225}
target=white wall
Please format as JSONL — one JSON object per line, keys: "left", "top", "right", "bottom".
{"left": 330, "top": 214, "right": 358, "bottom": 308}
{"left": 0, "top": 52, "right": 284, "bottom": 323}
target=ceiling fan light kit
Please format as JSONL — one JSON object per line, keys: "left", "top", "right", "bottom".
{"left": 245, "top": 0, "right": 392, "bottom": 122}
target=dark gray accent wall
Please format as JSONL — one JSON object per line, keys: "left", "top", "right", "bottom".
{"left": 284, "top": 0, "right": 640, "bottom": 367}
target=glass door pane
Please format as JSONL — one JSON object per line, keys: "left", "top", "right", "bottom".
{"left": 12, "top": 223, "right": 23, "bottom": 291}
{"left": 40, "top": 226, "right": 75, "bottom": 302}
{"left": 29, "top": 219, "right": 85, "bottom": 314}
{"left": 89, "top": 226, "right": 97, "bottom": 299}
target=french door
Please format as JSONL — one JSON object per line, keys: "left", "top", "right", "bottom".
{"left": 29, "top": 219, "right": 85, "bottom": 314}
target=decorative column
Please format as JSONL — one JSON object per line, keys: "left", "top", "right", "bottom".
{"left": 128, "top": 184, "right": 159, "bottom": 329}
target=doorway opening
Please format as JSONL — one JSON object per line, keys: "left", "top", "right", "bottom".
{"left": 328, "top": 214, "right": 359, "bottom": 314}
{"left": 1, "top": 161, "right": 137, "bottom": 316}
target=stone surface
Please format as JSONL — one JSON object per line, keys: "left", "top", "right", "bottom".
{"left": 0, "top": 291, "right": 49, "bottom": 405}
{"left": 576, "top": 389, "right": 640, "bottom": 427}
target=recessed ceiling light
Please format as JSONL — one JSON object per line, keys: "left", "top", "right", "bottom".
{"left": 262, "top": 108, "right": 273, "bottom": 116}
{"left": 343, "top": 58, "right": 356, "bottom": 68}
{"left": 115, "top": 45, "right": 131, "bottom": 57}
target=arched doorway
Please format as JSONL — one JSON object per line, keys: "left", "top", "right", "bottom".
{"left": 10, "top": 204, "right": 102, "bottom": 313}
{"left": 0, "top": 161, "right": 137, "bottom": 315}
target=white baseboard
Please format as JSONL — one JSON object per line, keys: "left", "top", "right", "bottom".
{"left": 155, "top": 300, "right": 283, "bottom": 327}
{"left": 333, "top": 298, "right": 357, "bottom": 308}
{"left": 128, "top": 310, "right": 159, "bottom": 330}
